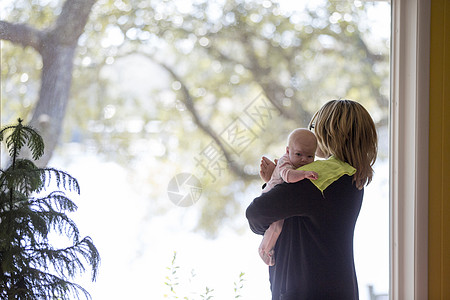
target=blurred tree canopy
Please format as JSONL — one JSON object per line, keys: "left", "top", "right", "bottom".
{"left": 1, "top": 0, "right": 389, "bottom": 237}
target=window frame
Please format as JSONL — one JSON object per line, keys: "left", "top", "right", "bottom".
{"left": 390, "top": 0, "right": 430, "bottom": 299}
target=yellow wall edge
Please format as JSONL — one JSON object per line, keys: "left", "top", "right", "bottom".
{"left": 429, "top": 0, "right": 450, "bottom": 298}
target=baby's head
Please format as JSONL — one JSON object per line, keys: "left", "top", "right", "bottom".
{"left": 286, "top": 128, "right": 317, "bottom": 168}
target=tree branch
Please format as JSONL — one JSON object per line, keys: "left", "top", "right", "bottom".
{"left": 0, "top": 21, "right": 43, "bottom": 51}
{"left": 123, "top": 51, "right": 256, "bottom": 180}
{"left": 206, "top": 40, "right": 300, "bottom": 121}
{"left": 158, "top": 61, "right": 254, "bottom": 180}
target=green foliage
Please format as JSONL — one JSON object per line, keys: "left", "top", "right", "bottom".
{"left": 0, "top": 119, "right": 100, "bottom": 300}
{"left": 164, "top": 251, "right": 244, "bottom": 300}
{"left": 0, "top": 118, "right": 44, "bottom": 161}
{"left": 199, "top": 287, "right": 214, "bottom": 300}
{"left": 233, "top": 272, "right": 245, "bottom": 298}
{"left": 164, "top": 251, "right": 180, "bottom": 298}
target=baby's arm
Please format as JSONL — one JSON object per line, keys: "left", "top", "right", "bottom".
{"left": 280, "top": 168, "right": 318, "bottom": 183}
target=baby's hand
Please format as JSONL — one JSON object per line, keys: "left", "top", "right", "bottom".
{"left": 304, "top": 171, "right": 318, "bottom": 180}
{"left": 259, "top": 156, "right": 277, "bottom": 183}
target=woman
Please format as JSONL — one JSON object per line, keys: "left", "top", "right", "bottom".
{"left": 246, "top": 100, "right": 378, "bottom": 300}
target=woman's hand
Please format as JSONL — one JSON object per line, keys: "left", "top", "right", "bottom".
{"left": 260, "top": 156, "right": 277, "bottom": 183}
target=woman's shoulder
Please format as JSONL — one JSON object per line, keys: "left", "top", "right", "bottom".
{"left": 298, "top": 157, "right": 356, "bottom": 193}
{"left": 324, "top": 174, "right": 364, "bottom": 197}
{"left": 304, "top": 156, "right": 355, "bottom": 171}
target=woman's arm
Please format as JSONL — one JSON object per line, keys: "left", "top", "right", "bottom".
{"left": 246, "top": 180, "right": 321, "bottom": 235}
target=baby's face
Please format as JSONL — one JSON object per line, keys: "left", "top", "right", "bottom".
{"left": 287, "top": 139, "right": 316, "bottom": 169}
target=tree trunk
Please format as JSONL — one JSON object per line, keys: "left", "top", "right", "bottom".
{"left": 29, "top": 38, "right": 76, "bottom": 167}
{"left": 0, "top": 0, "right": 97, "bottom": 167}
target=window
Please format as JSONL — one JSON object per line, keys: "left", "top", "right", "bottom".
{"left": 2, "top": 0, "right": 431, "bottom": 299}
{"left": 390, "top": 0, "right": 430, "bottom": 298}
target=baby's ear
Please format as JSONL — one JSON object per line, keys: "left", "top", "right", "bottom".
{"left": 286, "top": 146, "right": 290, "bottom": 154}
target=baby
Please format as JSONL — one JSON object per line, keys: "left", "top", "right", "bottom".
{"left": 258, "top": 128, "right": 318, "bottom": 266}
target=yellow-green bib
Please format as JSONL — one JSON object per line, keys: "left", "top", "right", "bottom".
{"left": 297, "top": 156, "right": 356, "bottom": 193}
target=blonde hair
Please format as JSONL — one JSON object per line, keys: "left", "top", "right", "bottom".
{"left": 309, "top": 100, "right": 378, "bottom": 189}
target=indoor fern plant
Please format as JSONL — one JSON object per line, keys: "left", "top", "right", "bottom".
{"left": 0, "top": 119, "right": 100, "bottom": 299}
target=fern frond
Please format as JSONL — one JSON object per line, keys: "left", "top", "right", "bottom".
{"left": 0, "top": 210, "right": 81, "bottom": 245}
{"left": 3, "top": 159, "right": 42, "bottom": 195}
{"left": 78, "top": 236, "right": 101, "bottom": 281}
{"left": 42, "top": 210, "right": 81, "bottom": 242}
{"left": 0, "top": 118, "right": 45, "bottom": 161}
{"left": 0, "top": 207, "right": 49, "bottom": 247}
{"left": 3, "top": 164, "right": 81, "bottom": 196}
{"left": 29, "top": 236, "right": 100, "bottom": 282}
{"left": 41, "top": 168, "right": 81, "bottom": 194}
{"left": 31, "top": 191, "right": 78, "bottom": 213}
{"left": 6, "top": 268, "right": 92, "bottom": 300}
{"left": 23, "top": 126, "right": 45, "bottom": 161}
{"left": 0, "top": 123, "right": 19, "bottom": 142}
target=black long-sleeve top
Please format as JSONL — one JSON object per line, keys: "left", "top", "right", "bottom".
{"left": 246, "top": 175, "right": 362, "bottom": 300}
